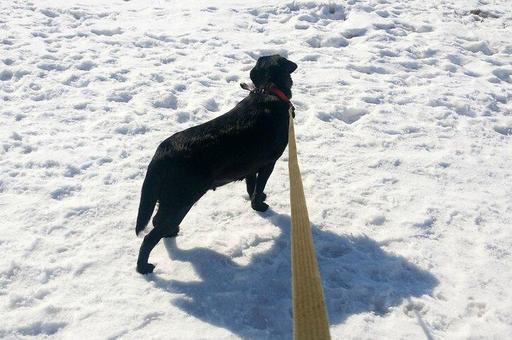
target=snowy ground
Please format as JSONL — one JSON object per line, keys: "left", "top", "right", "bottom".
{"left": 1, "top": 0, "right": 512, "bottom": 338}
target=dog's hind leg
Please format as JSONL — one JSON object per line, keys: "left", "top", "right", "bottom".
{"left": 251, "top": 162, "right": 275, "bottom": 212}
{"left": 153, "top": 201, "right": 195, "bottom": 238}
{"left": 136, "top": 204, "right": 192, "bottom": 274}
{"left": 136, "top": 227, "right": 162, "bottom": 274}
{"left": 136, "top": 186, "right": 206, "bottom": 274}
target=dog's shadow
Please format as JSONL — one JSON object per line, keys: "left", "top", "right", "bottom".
{"left": 149, "top": 210, "right": 438, "bottom": 339}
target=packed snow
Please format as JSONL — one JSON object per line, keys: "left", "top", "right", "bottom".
{"left": 1, "top": 0, "right": 512, "bottom": 339}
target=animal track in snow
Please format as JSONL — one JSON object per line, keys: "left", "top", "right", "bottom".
{"left": 494, "top": 126, "right": 512, "bottom": 136}
{"left": 63, "top": 74, "right": 90, "bottom": 88}
{"left": 153, "top": 94, "right": 177, "bottom": 109}
{"left": 114, "top": 125, "right": 149, "bottom": 135}
{"left": 342, "top": 28, "right": 367, "bottom": 39}
{"left": 133, "top": 38, "right": 160, "bottom": 49}
{"left": 0, "top": 69, "right": 13, "bottom": 81}
{"left": 15, "top": 321, "right": 67, "bottom": 337}
{"left": 306, "top": 35, "right": 348, "bottom": 48}
{"left": 75, "top": 60, "right": 96, "bottom": 71}
{"left": 37, "top": 62, "right": 68, "bottom": 72}
{"left": 317, "top": 107, "right": 369, "bottom": 124}
{"left": 492, "top": 68, "right": 512, "bottom": 83}
{"left": 361, "top": 95, "right": 383, "bottom": 104}
{"left": 40, "top": 8, "right": 60, "bottom": 18}
{"left": 203, "top": 98, "right": 219, "bottom": 112}
{"left": 91, "top": 27, "right": 123, "bottom": 36}
{"left": 50, "top": 185, "right": 81, "bottom": 200}
{"left": 464, "top": 41, "right": 494, "bottom": 56}
{"left": 2, "top": 58, "right": 15, "bottom": 65}
{"left": 107, "top": 91, "right": 133, "bottom": 103}
{"left": 348, "top": 64, "right": 390, "bottom": 74}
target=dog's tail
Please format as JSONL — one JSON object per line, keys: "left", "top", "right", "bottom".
{"left": 135, "top": 163, "right": 160, "bottom": 236}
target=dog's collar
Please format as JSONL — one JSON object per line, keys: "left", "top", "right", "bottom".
{"left": 240, "top": 83, "right": 295, "bottom": 117}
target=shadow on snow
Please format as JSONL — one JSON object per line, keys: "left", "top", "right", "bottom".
{"left": 147, "top": 209, "right": 438, "bottom": 339}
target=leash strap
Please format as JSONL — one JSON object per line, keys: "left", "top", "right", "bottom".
{"left": 240, "top": 82, "right": 329, "bottom": 337}
{"left": 288, "top": 110, "right": 331, "bottom": 340}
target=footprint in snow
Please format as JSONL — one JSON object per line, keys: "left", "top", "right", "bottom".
{"left": 348, "top": 64, "right": 390, "bottom": 75}
{"left": 107, "top": 91, "right": 133, "bottom": 103}
{"left": 494, "top": 126, "right": 512, "bottom": 136}
{"left": 317, "top": 107, "right": 369, "bottom": 124}
{"left": 0, "top": 69, "right": 13, "bottom": 81}
{"left": 3, "top": 58, "right": 15, "bottom": 65}
{"left": 40, "top": 8, "right": 60, "bottom": 18}
{"left": 31, "top": 32, "right": 49, "bottom": 38}
{"left": 114, "top": 125, "right": 149, "bottom": 135}
{"left": 492, "top": 68, "right": 512, "bottom": 83}
{"left": 15, "top": 321, "right": 67, "bottom": 337}
{"left": 63, "top": 74, "right": 90, "bottom": 88}
{"left": 91, "top": 27, "right": 123, "bottom": 36}
{"left": 306, "top": 35, "right": 348, "bottom": 48}
{"left": 464, "top": 41, "right": 494, "bottom": 56}
{"left": 153, "top": 94, "right": 177, "bottom": 109}
{"left": 50, "top": 185, "right": 81, "bottom": 200}
{"left": 301, "top": 54, "right": 320, "bottom": 62}
{"left": 133, "top": 39, "right": 159, "bottom": 49}
{"left": 203, "top": 98, "right": 219, "bottom": 112}
{"left": 361, "top": 96, "right": 382, "bottom": 104}
{"left": 37, "top": 62, "right": 68, "bottom": 72}
{"left": 75, "top": 60, "right": 96, "bottom": 71}
{"left": 342, "top": 28, "right": 367, "bottom": 39}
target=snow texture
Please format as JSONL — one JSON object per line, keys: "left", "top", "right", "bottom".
{"left": 1, "top": 0, "right": 512, "bottom": 339}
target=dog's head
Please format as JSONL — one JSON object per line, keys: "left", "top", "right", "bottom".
{"left": 250, "top": 55, "right": 297, "bottom": 98}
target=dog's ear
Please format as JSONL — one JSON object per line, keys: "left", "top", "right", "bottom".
{"left": 280, "top": 58, "right": 297, "bottom": 74}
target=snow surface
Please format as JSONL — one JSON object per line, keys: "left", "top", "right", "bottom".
{"left": 1, "top": 0, "right": 512, "bottom": 339}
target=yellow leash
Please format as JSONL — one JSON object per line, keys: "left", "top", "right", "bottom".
{"left": 288, "top": 111, "right": 331, "bottom": 340}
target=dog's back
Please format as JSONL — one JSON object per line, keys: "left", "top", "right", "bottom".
{"left": 153, "top": 93, "right": 289, "bottom": 179}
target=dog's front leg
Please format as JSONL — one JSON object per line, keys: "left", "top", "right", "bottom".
{"left": 246, "top": 173, "right": 256, "bottom": 198}
{"left": 251, "top": 162, "right": 275, "bottom": 212}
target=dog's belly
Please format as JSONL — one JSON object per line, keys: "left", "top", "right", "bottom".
{"left": 211, "top": 178, "right": 239, "bottom": 189}
{"left": 210, "top": 166, "right": 252, "bottom": 189}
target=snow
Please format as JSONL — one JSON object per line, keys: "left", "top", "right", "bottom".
{"left": 1, "top": 0, "right": 512, "bottom": 339}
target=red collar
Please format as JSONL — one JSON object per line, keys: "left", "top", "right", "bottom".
{"left": 268, "top": 87, "right": 291, "bottom": 104}
{"left": 269, "top": 87, "right": 295, "bottom": 117}
{"left": 240, "top": 83, "right": 295, "bottom": 117}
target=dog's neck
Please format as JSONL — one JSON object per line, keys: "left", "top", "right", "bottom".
{"left": 268, "top": 87, "right": 291, "bottom": 103}
{"left": 241, "top": 82, "right": 292, "bottom": 100}
{"left": 240, "top": 82, "right": 295, "bottom": 117}
{"left": 267, "top": 82, "right": 292, "bottom": 99}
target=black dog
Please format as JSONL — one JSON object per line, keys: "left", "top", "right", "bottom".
{"left": 135, "top": 55, "right": 297, "bottom": 274}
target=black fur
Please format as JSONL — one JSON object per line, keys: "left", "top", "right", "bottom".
{"left": 135, "top": 55, "right": 297, "bottom": 274}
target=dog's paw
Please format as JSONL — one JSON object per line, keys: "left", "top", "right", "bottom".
{"left": 136, "top": 263, "right": 155, "bottom": 274}
{"left": 252, "top": 200, "right": 269, "bottom": 212}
